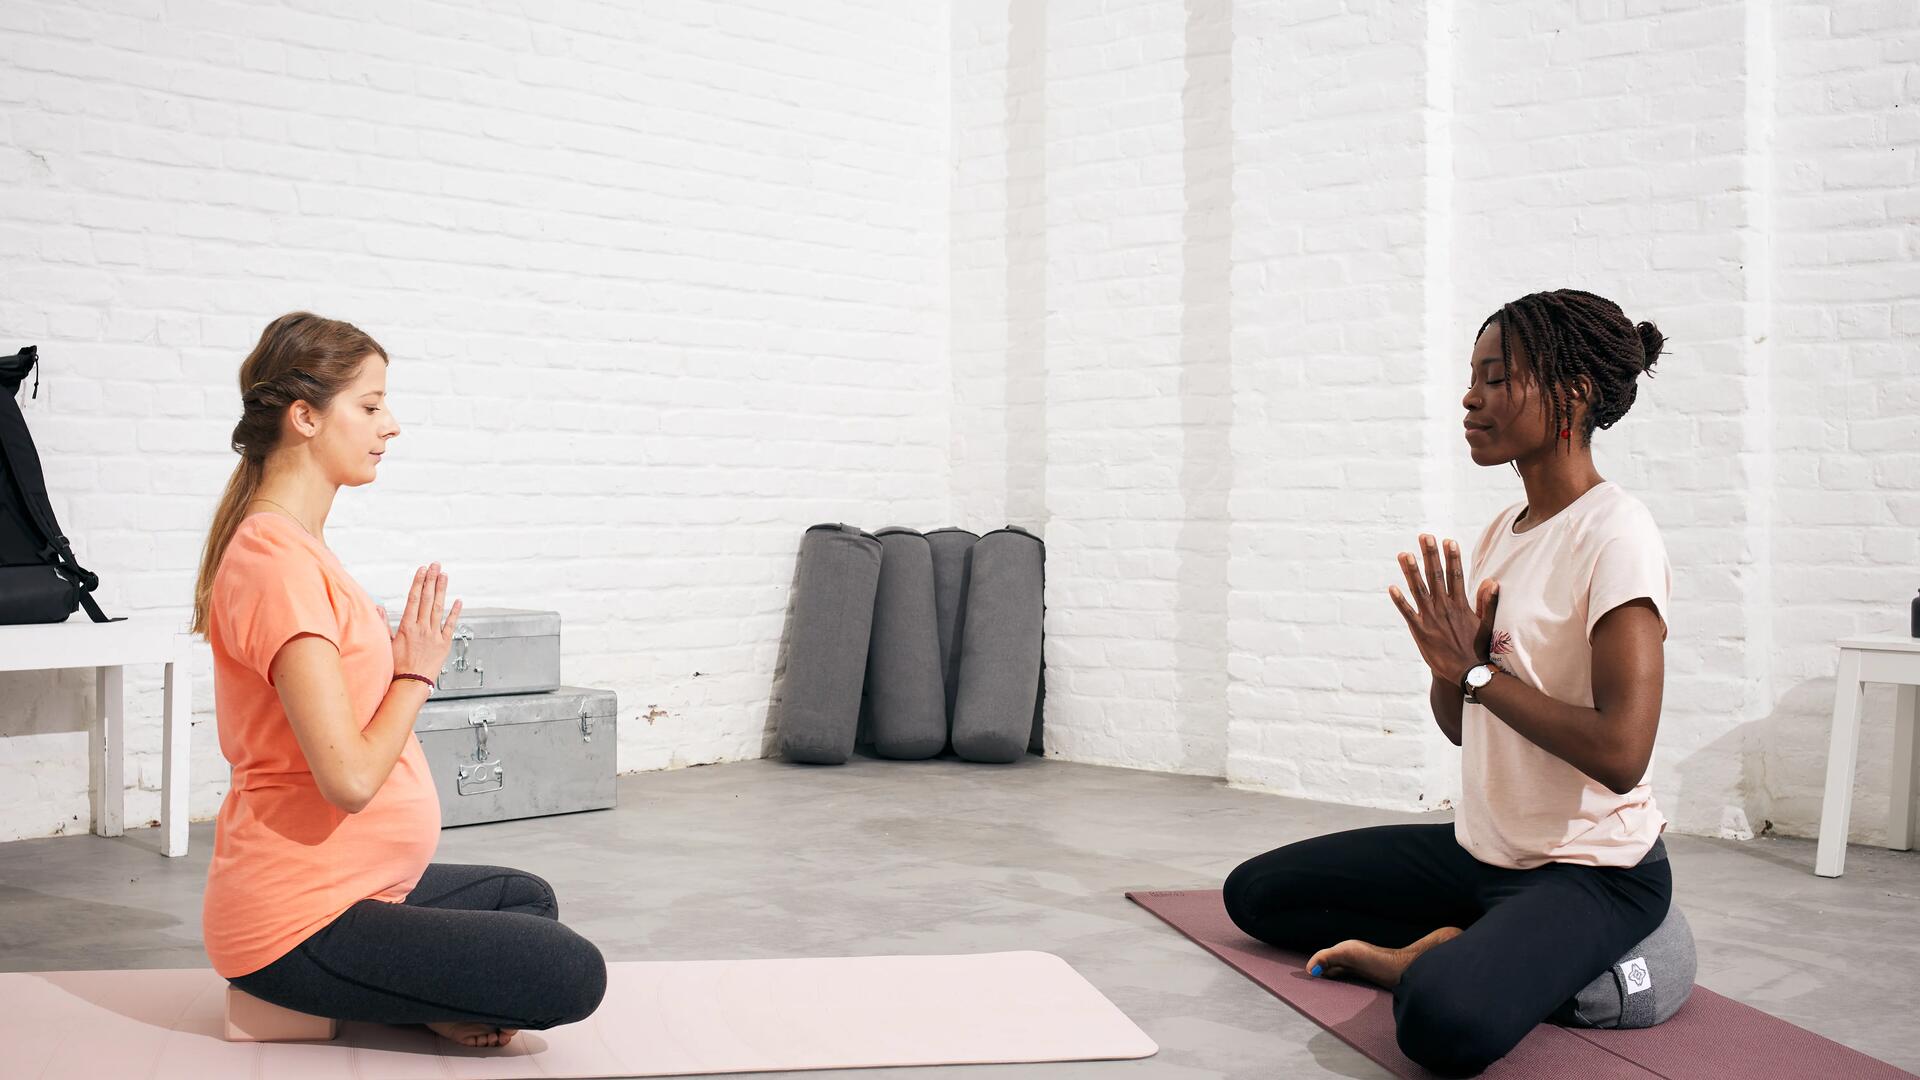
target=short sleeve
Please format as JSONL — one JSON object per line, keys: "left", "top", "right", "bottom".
{"left": 1585, "top": 515, "right": 1671, "bottom": 641}
{"left": 212, "top": 521, "right": 341, "bottom": 683}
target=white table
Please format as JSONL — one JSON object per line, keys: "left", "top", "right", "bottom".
{"left": 0, "top": 617, "right": 196, "bottom": 857}
{"left": 1815, "top": 631, "right": 1920, "bottom": 877}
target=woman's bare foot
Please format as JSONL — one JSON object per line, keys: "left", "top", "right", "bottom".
{"left": 1305, "top": 926, "right": 1464, "bottom": 990}
{"left": 426, "top": 1021, "right": 519, "bottom": 1048}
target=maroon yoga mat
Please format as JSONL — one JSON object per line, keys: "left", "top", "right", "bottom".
{"left": 1128, "top": 889, "right": 1917, "bottom": 1080}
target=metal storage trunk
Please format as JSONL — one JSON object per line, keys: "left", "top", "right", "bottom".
{"left": 413, "top": 686, "right": 616, "bottom": 827}
{"left": 388, "top": 607, "right": 561, "bottom": 699}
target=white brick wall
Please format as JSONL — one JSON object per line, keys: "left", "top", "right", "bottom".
{"left": 1760, "top": 0, "right": 1920, "bottom": 843}
{"left": 1039, "top": 0, "right": 1226, "bottom": 775}
{"left": 4, "top": 0, "right": 1913, "bottom": 847}
{"left": 1225, "top": 0, "right": 1443, "bottom": 810}
{"left": 950, "top": 0, "right": 1035, "bottom": 527}
{"left": 955, "top": 0, "right": 1920, "bottom": 843}
{"left": 1449, "top": 0, "right": 1764, "bottom": 838}
{"left": 952, "top": 0, "right": 1232, "bottom": 777}
{"left": 0, "top": 0, "right": 951, "bottom": 843}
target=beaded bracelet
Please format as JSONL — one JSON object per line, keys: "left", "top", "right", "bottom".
{"left": 393, "top": 673, "right": 435, "bottom": 688}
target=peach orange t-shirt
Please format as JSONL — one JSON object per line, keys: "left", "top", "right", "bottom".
{"left": 202, "top": 513, "right": 440, "bottom": 978}
{"left": 1454, "top": 481, "right": 1671, "bottom": 871}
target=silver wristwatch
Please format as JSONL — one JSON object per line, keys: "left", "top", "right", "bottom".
{"left": 1461, "top": 663, "right": 1496, "bottom": 704}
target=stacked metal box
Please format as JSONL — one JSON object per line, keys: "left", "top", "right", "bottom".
{"left": 397, "top": 607, "right": 617, "bottom": 828}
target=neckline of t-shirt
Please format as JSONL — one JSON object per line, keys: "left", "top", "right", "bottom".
{"left": 240, "top": 511, "right": 343, "bottom": 568}
{"left": 1508, "top": 480, "right": 1615, "bottom": 537}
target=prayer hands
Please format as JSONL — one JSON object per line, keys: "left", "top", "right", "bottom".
{"left": 1389, "top": 535, "right": 1499, "bottom": 687}
{"left": 390, "top": 563, "right": 462, "bottom": 680}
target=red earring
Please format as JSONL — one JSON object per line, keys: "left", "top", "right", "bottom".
{"left": 1559, "top": 429, "right": 1572, "bottom": 439}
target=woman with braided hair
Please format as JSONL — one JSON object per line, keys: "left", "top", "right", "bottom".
{"left": 1223, "top": 289, "right": 1673, "bottom": 1076}
{"left": 191, "top": 313, "right": 605, "bottom": 1047}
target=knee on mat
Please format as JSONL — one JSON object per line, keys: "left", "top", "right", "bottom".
{"left": 1221, "top": 859, "right": 1283, "bottom": 938}
{"left": 538, "top": 934, "right": 608, "bottom": 1028}
{"left": 1221, "top": 862, "right": 1254, "bottom": 931}
{"left": 1394, "top": 976, "right": 1506, "bottom": 1078}
{"left": 496, "top": 868, "right": 559, "bottom": 919}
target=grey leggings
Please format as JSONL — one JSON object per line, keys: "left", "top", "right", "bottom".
{"left": 229, "top": 863, "right": 607, "bottom": 1030}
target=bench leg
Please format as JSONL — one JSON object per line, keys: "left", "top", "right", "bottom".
{"left": 163, "top": 657, "right": 190, "bottom": 857}
{"left": 90, "top": 666, "right": 125, "bottom": 838}
{"left": 1815, "top": 650, "right": 1865, "bottom": 877}
{"left": 1891, "top": 684, "right": 1919, "bottom": 853}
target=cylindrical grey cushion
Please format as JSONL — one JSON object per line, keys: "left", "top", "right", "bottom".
{"left": 777, "top": 524, "right": 881, "bottom": 765}
{"left": 863, "top": 528, "right": 947, "bottom": 760}
{"left": 925, "top": 528, "right": 979, "bottom": 728}
{"left": 1029, "top": 544, "right": 1047, "bottom": 756}
{"left": 1556, "top": 897, "right": 1696, "bottom": 1030}
{"left": 951, "top": 526, "right": 1044, "bottom": 764}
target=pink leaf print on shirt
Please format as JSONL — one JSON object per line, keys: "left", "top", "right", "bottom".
{"left": 1489, "top": 630, "right": 1514, "bottom": 657}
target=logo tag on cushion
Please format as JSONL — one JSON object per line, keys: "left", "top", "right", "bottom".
{"left": 1621, "top": 956, "right": 1652, "bottom": 995}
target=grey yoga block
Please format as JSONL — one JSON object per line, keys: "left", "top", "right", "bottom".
{"left": 1558, "top": 891, "right": 1695, "bottom": 1030}
{"left": 777, "top": 524, "right": 882, "bottom": 765}
{"left": 864, "top": 528, "right": 947, "bottom": 759}
{"left": 951, "top": 526, "right": 1044, "bottom": 763}
{"left": 925, "top": 528, "right": 979, "bottom": 727}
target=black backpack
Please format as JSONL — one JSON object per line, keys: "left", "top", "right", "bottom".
{"left": 0, "top": 346, "right": 117, "bottom": 624}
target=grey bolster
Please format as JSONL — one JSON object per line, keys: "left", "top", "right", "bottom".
{"left": 777, "top": 524, "right": 881, "bottom": 765}
{"left": 1559, "top": 853, "right": 1695, "bottom": 1030}
{"left": 925, "top": 527, "right": 979, "bottom": 729}
{"left": 864, "top": 528, "right": 947, "bottom": 760}
{"left": 951, "top": 526, "right": 1044, "bottom": 764}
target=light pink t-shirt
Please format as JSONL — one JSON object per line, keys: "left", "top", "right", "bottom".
{"left": 1454, "top": 481, "right": 1671, "bottom": 870}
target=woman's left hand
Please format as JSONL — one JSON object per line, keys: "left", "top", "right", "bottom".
{"left": 1390, "top": 534, "right": 1499, "bottom": 687}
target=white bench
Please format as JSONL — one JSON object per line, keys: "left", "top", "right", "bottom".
{"left": 0, "top": 617, "right": 195, "bottom": 856}
{"left": 1815, "top": 631, "right": 1920, "bottom": 877}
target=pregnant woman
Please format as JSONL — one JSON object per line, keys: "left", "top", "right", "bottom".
{"left": 192, "top": 312, "right": 606, "bottom": 1047}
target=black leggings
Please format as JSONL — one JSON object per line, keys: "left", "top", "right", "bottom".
{"left": 1223, "top": 824, "right": 1671, "bottom": 1078}
{"left": 229, "top": 863, "right": 607, "bottom": 1031}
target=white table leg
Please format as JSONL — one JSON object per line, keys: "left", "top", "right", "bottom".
{"left": 1890, "top": 684, "right": 1919, "bottom": 853}
{"left": 163, "top": 654, "right": 190, "bottom": 857}
{"left": 91, "top": 665, "right": 125, "bottom": 838}
{"left": 1815, "top": 650, "right": 1866, "bottom": 876}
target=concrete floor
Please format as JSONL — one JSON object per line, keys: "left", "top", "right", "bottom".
{"left": 3, "top": 755, "right": 1919, "bottom": 1078}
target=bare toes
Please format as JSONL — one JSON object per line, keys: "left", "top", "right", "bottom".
{"left": 427, "top": 1020, "right": 515, "bottom": 1048}
{"left": 1306, "top": 940, "right": 1365, "bottom": 978}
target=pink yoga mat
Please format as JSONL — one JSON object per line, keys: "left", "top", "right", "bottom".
{"left": 1129, "top": 889, "right": 1916, "bottom": 1080}
{"left": 5, "top": 951, "right": 1156, "bottom": 1079}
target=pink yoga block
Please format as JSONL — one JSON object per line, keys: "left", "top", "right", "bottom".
{"left": 222, "top": 986, "right": 340, "bottom": 1042}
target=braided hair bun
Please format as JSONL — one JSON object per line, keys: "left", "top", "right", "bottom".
{"left": 1479, "top": 289, "right": 1664, "bottom": 442}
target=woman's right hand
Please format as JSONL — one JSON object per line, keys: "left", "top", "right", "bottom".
{"left": 392, "top": 563, "right": 463, "bottom": 682}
